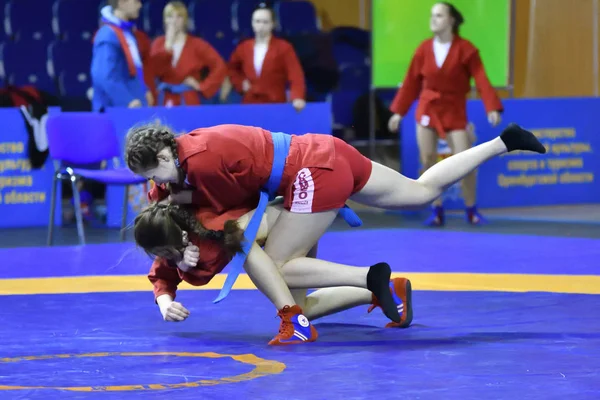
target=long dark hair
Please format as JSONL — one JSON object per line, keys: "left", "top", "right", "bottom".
{"left": 134, "top": 203, "right": 245, "bottom": 260}
{"left": 440, "top": 2, "right": 464, "bottom": 35}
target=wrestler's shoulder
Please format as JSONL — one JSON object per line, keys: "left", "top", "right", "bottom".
{"left": 187, "top": 124, "right": 266, "bottom": 136}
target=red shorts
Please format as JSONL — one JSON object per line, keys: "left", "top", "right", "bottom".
{"left": 283, "top": 137, "right": 373, "bottom": 213}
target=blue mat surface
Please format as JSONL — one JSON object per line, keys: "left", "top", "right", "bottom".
{"left": 0, "top": 228, "right": 598, "bottom": 399}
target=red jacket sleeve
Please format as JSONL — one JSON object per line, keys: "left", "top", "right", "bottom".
{"left": 389, "top": 45, "right": 424, "bottom": 116}
{"left": 227, "top": 44, "right": 246, "bottom": 93}
{"left": 148, "top": 257, "right": 182, "bottom": 301}
{"left": 194, "top": 39, "right": 227, "bottom": 99}
{"left": 466, "top": 49, "right": 503, "bottom": 114}
{"left": 283, "top": 43, "right": 306, "bottom": 101}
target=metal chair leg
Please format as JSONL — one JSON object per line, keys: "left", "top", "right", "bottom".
{"left": 46, "top": 173, "right": 59, "bottom": 246}
{"left": 70, "top": 176, "right": 86, "bottom": 245}
{"left": 120, "top": 185, "right": 130, "bottom": 241}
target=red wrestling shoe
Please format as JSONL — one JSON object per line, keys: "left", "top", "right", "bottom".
{"left": 268, "top": 305, "right": 318, "bottom": 345}
{"left": 368, "top": 278, "right": 413, "bottom": 328}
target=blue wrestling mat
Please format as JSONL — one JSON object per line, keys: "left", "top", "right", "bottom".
{"left": 0, "top": 228, "right": 598, "bottom": 399}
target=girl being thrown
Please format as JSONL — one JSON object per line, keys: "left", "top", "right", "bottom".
{"left": 134, "top": 198, "right": 412, "bottom": 345}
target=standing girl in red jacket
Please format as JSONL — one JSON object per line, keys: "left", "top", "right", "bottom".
{"left": 388, "top": 2, "right": 503, "bottom": 226}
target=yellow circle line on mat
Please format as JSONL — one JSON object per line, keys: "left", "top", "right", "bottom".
{"left": 1, "top": 272, "right": 600, "bottom": 295}
{"left": 0, "top": 352, "right": 286, "bottom": 391}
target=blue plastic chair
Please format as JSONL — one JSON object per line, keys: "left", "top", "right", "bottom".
{"left": 46, "top": 112, "right": 147, "bottom": 246}
{"left": 275, "top": 0, "right": 319, "bottom": 36}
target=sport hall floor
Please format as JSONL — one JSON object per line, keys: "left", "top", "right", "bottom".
{"left": 0, "top": 206, "right": 598, "bottom": 399}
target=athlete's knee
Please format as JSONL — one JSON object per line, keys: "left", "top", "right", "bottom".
{"left": 264, "top": 245, "right": 292, "bottom": 268}
{"left": 279, "top": 258, "right": 301, "bottom": 278}
{"left": 279, "top": 261, "right": 292, "bottom": 278}
{"left": 413, "top": 179, "right": 443, "bottom": 205}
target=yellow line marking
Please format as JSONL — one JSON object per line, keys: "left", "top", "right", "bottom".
{"left": 0, "top": 352, "right": 285, "bottom": 391}
{"left": 0, "top": 273, "right": 599, "bottom": 295}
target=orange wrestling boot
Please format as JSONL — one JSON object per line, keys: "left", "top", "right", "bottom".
{"left": 368, "top": 277, "right": 413, "bottom": 328}
{"left": 268, "top": 305, "right": 318, "bottom": 345}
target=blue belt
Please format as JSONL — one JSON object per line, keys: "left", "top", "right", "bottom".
{"left": 213, "top": 132, "right": 362, "bottom": 303}
{"left": 156, "top": 82, "right": 194, "bottom": 106}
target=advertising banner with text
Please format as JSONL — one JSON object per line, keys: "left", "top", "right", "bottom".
{"left": 400, "top": 97, "right": 600, "bottom": 209}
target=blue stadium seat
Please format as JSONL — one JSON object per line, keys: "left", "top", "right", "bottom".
{"left": 338, "top": 63, "right": 370, "bottom": 91}
{"left": 203, "top": 29, "right": 237, "bottom": 61}
{"left": 330, "top": 27, "right": 370, "bottom": 50}
{"left": 1, "top": 41, "right": 56, "bottom": 93}
{"left": 0, "top": 0, "right": 6, "bottom": 42}
{"left": 333, "top": 42, "right": 368, "bottom": 67}
{"left": 188, "top": 0, "right": 236, "bottom": 59}
{"left": 276, "top": 0, "right": 319, "bottom": 36}
{"left": 9, "top": 69, "right": 56, "bottom": 93}
{"left": 189, "top": 0, "right": 233, "bottom": 36}
{"left": 53, "top": 0, "right": 100, "bottom": 40}
{"left": 58, "top": 70, "right": 91, "bottom": 97}
{"left": 5, "top": 0, "right": 54, "bottom": 41}
{"left": 47, "top": 39, "right": 93, "bottom": 81}
{"left": 142, "top": 0, "right": 169, "bottom": 37}
{"left": 232, "top": 0, "right": 262, "bottom": 38}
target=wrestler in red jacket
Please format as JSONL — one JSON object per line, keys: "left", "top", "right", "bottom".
{"left": 227, "top": 4, "right": 306, "bottom": 111}
{"left": 387, "top": 2, "right": 503, "bottom": 226}
{"left": 134, "top": 198, "right": 414, "bottom": 344}
{"left": 125, "top": 122, "right": 546, "bottom": 344}
{"left": 150, "top": 2, "right": 227, "bottom": 106}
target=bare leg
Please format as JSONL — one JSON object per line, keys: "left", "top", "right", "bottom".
{"left": 289, "top": 243, "right": 317, "bottom": 311}
{"left": 289, "top": 242, "right": 374, "bottom": 321}
{"left": 242, "top": 206, "right": 373, "bottom": 314}
{"left": 244, "top": 242, "right": 297, "bottom": 309}
{"left": 263, "top": 209, "right": 400, "bottom": 322}
{"left": 351, "top": 137, "right": 508, "bottom": 209}
{"left": 281, "top": 258, "right": 370, "bottom": 289}
{"left": 264, "top": 209, "right": 339, "bottom": 266}
{"left": 417, "top": 124, "right": 442, "bottom": 207}
{"left": 446, "top": 130, "right": 476, "bottom": 207}
{"left": 303, "top": 287, "right": 372, "bottom": 321}
{"left": 351, "top": 124, "right": 546, "bottom": 210}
